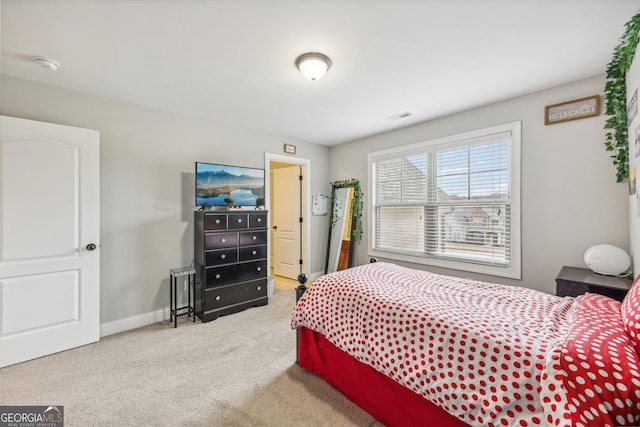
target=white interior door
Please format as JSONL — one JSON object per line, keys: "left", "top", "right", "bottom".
{"left": 0, "top": 116, "right": 100, "bottom": 367}
{"left": 273, "top": 166, "right": 301, "bottom": 280}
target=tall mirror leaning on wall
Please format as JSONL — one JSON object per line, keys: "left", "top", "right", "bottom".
{"left": 325, "top": 179, "right": 363, "bottom": 274}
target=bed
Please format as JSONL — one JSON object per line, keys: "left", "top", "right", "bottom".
{"left": 291, "top": 261, "right": 640, "bottom": 426}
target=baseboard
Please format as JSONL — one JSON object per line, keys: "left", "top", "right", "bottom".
{"left": 100, "top": 308, "right": 169, "bottom": 337}
{"left": 101, "top": 271, "right": 324, "bottom": 337}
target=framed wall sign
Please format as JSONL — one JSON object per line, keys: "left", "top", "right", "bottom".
{"left": 544, "top": 95, "right": 600, "bottom": 125}
{"left": 284, "top": 143, "right": 297, "bottom": 154}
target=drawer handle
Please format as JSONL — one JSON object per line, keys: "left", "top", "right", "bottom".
{"left": 215, "top": 295, "right": 221, "bottom": 301}
{"left": 215, "top": 219, "right": 221, "bottom": 224}
{"left": 221, "top": 238, "right": 226, "bottom": 243}
{"left": 237, "top": 218, "right": 243, "bottom": 223}
{"left": 252, "top": 250, "right": 257, "bottom": 256}
{"left": 221, "top": 254, "right": 226, "bottom": 259}
{"left": 257, "top": 218, "right": 262, "bottom": 223}
{"left": 215, "top": 274, "right": 221, "bottom": 279}
{"left": 257, "top": 267, "right": 262, "bottom": 272}
{"left": 257, "top": 286, "right": 262, "bottom": 291}
{"left": 252, "top": 236, "right": 257, "bottom": 240}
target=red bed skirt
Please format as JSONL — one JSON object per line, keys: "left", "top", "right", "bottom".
{"left": 297, "top": 327, "right": 468, "bottom": 427}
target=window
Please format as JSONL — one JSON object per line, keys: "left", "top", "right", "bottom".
{"left": 368, "top": 122, "right": 521, "bottom": 279}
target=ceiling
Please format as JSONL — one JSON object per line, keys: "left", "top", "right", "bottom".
{"left": 1, "top": 1, "right": 638, "bottom": 146}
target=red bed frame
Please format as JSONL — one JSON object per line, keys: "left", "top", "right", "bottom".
{"left": 297, "top": 326, "right": 468, "bottom": 427}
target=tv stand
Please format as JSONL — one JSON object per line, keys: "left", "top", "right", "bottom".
{"left": 193, "top": 210, "right": 268, "bottom": 322}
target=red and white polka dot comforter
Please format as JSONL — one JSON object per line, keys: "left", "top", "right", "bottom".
{"left": 291, "top": 262, "right": 640, "bottom": 426}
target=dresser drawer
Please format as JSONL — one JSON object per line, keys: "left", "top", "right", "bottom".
{"left": 205, "top": 248, "right": 238, "bottom": 266}
{"left": 556, "top": 279, "right": 628, "bottom": 302}
{"left": 239, "top": 230, "right": 267, "bottom": 246}
{"left": 249, "top": 212, "right": 267, "bottom": 228}
{"left": 554, "top": 266, "right": 631, "bottom": 302}
{"left": 236, "top": 260, "right": 267, "bottom": 282}
{"left": 239, "top": 245, "right": 267, "bottom": 261}
{"left": 555, "top": 280, "right": 588, "bottom": 298}
{"left": 205, "top": 264, "right": 238, "bottom": 287}
{"left": 205, "top": 260, "right": 267, "bottom": 287}
{"left": 228, "top": 214, "right": 249, "bottom": 229}
{"left": 204, "top": 214, "right": 227, "bottom": 230}
{"left": 204, "top": 279, "right": 267, "bottom": 311}
{"left": 205, "top": 231, "right": 238, "bottom": 249}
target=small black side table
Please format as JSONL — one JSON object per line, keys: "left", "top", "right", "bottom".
{"left": 555, "top": 265, "right": 632, "bottom": 302}
{"left": 169, "top": 266, "right": 196, "bottom": 328}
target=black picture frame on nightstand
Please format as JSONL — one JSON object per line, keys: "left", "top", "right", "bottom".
{"left": 555, "top": 266, "right": 632, "bottom": 302}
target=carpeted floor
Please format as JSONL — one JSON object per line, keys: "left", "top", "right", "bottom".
{"left": 0, "top": 278, "right": 382, "bottom": 427}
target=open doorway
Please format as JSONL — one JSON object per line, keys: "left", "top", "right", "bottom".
{"left": 264, "top": 153, "right": 311, "bottom": 285}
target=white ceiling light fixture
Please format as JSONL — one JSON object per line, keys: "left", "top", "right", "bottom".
{"left": 34, "top": 56, "right": 60, "bottom": 71}
{"left": 295, "top": 52, "right": 331, "bottom": 81}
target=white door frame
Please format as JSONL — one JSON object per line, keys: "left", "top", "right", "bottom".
{"left": 272, "top": 165, "right": 302, "bottom": 279}
{"left": 264, "top": 153, "right": 311, "bottom": 280}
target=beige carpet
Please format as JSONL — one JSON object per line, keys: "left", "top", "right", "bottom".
{"left": 0, "top": 278, "right": 383, "bottom": 427}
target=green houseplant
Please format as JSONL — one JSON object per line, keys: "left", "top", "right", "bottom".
{"left": 604, "top": 11, "right": 640, "bottom": 182}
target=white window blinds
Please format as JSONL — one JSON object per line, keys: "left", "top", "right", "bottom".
{"left": 368, "top": 122, "right": 521, "bottom": 278}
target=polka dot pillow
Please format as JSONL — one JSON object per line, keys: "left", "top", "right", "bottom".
{"left": 563, "top": 293, "right": 640, "bottom": 426}
{"left": 621, "top": 275, "right": 640, "bottom": 354}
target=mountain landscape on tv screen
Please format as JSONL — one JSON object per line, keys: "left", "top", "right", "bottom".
{"left": 196, "top": 169, "right": 264, "bottom": 206}
{"left": 197, "top": 169, "right": 263, "bottom": 186}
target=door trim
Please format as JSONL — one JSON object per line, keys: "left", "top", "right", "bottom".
{"left": 264, "top": 153, "right": 311, "bottom": 280}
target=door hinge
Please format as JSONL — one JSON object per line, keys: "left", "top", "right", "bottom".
{"left": 299, "top": 217, "right": 303, "bottom": 223}
{"left": 299, "top": 259, "right": 303, "bottom": 265}
{"left": 299, "top": 175, "right": 303, "bottom": 181}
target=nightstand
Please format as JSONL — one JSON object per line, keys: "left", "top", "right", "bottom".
{"left": 555, "top": 265, "right": 632, "bottom": 302}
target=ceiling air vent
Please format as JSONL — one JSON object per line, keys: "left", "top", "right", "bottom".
{"left": 386, "top": 111, "right": 412, "bottom": 121}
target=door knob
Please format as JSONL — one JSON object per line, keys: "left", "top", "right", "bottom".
{"left": 86, "top": 243, "right": 97, "bottom": 251}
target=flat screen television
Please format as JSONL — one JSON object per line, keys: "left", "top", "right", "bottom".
{"left": 195, "top": 162, "right": 265, "bottom": 208}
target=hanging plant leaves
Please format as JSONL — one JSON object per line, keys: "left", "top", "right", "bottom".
{"left": 604, "top": 11, "right": 640, "bottom": 182}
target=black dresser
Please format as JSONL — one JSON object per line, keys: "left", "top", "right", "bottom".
{"left": 194, "top": 210, "right": 268, "bottom": 322}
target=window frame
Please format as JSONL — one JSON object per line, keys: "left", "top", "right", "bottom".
{"left": 367, "top": 121, "right": 521, "bottom": 279}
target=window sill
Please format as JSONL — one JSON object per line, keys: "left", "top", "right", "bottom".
{"left": 368, "top": 248, "right": 521, "bottom": 280}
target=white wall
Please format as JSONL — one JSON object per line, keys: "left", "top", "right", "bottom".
{"left": 0, "top": 75, "right": 330, "bottom": 331}
{"left": 627, "top": 48, "right": 640, "bottom": 277}
{"left": 1, "top": 71, "right": 630, "bottom": 326}
{"left": 329, "top": 74, "right": 629, "bottom": 295}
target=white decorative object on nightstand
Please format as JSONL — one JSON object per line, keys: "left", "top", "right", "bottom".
{"left": 583, "top": 244, "right": 631, "bottom": 276}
